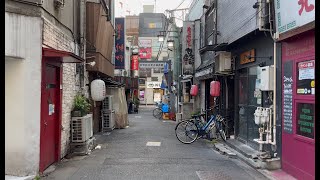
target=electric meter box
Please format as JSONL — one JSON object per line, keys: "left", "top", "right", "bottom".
{"left": 259, "top": 66, "right": 274, "bottom": 91}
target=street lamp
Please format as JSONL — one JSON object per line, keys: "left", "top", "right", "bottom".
{"left": 158, "top": 34, "right": 164, "bottom": 42}
{"left": 167, "top": 39, "right": 174, "bottom": 48}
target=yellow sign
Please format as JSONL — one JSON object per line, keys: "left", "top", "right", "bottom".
{"left": 297, "top": 89, "right": 305, "bottom": 94}
{"left": 240, "top": 49, "right": 255, "bottom": 65}
{"left": 311, "top": 80, "right": 315, "bottom": 88}
{"left": 149, "top": 23, "right": 156, "bottom": 28}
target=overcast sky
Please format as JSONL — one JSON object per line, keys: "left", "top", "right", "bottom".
{"left": 115, "top": 0, "right": 192, "bottom": 26}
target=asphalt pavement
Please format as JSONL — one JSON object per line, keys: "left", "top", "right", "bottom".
{"left": 43, "top": 106, "right": 268, "bottom": 180}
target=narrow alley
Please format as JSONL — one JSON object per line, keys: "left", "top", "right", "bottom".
{"left": 43, "top": 106, "right": 267, "bottom": 180}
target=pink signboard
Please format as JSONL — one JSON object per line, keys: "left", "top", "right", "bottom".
{"left": 139, "top": 47, "right": 152, "bottom": 59}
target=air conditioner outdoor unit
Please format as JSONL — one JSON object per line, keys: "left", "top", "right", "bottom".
{"left": 102, "top": 95, "right": 113, "bottom": 111}
{"left": 101, "top": 110, "right": 115, "bottom": 132}
{"left": 215, "top": 51, "right": 232, "bottom": 73}
{"left": 71, "top": 114, "right": 93, "bottom": 143}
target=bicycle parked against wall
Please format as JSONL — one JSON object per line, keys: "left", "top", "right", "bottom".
{"left": 175, "top": 106, "right": 227, "bottom": 144}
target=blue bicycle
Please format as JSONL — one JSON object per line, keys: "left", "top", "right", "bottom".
{"left": 175, "top": 106, "right": 227, "bottom": 144}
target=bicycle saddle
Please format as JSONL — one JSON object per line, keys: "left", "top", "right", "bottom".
{"left": 191, "top": 113, "right": 206, "bottom": 118}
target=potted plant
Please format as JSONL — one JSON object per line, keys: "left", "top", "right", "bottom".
{"left": 72, "top": 94, "right": 91, "bottom": 117}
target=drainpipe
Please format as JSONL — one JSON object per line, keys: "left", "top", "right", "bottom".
{"left": 271, "top": 38, "right": 277, "bottom": 146}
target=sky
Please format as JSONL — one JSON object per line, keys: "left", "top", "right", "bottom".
{"left": 115, "top": 0, "right": 193, "bottom": 26}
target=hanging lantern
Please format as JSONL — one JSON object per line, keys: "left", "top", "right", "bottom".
{"left": 190, "top": 85, "right": 199, "bottom": 96}
{"left": 91, "top": 79, "right": 106, "bottom": 101}
{"left": 210, "top": 81, "right": 220, "bottom": 97}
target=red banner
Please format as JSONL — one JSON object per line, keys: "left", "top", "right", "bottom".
{"left": 131, "top": 55, "right": 139, "bottom": 70}
{"left": 139, "top": 47, "right": 152, "bottom": 59}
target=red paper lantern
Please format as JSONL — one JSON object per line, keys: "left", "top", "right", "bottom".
{"left": 210, "top": 81, "right": 220, "bottom": 97}
{"left": 190, "top": 85, "right": 199, "bottom": 96}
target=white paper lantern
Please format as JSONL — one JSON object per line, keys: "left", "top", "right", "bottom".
{"left": 91, "top": 79, "right": 106, "bottom": 101}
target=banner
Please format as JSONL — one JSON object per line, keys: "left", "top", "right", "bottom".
{"left": 115, "top": 18, "right": 125, "bottom": 69}
{"left": 131, "top": 55, "right": 139, "bottom": 70}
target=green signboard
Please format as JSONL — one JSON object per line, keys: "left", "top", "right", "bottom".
{"left": 296, "top": 103, "right": 314, "bottom": 139}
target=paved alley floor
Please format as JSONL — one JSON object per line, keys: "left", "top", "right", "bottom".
{"left": 43, "top": 106, "right": 268, "bottom": 180}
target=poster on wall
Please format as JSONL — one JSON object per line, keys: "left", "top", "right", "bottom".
{"left": 297, "top": 60, "right": 315, "bottom": 95}
{"left": 283, "top": 61, "right": 293, "bottom": 134}
{"left": 115, "top": 18, "right": 125, "bottom": 69}
{"left": 296, "top": 103, "right": 314, "bottom": 139}
{"left": 139, "top": 91, "right": 145, "bottom": 101}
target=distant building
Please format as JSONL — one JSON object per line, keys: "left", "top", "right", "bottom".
{"left": 143, "top": 5, "right": 154, "bottom": 13}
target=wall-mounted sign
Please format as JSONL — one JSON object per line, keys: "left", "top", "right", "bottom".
{"left": 139, "top": 62, "right": 165, "bottom": 69}
{"left": 139, "top": 47, "right": 152, "bottom": 59}
{"left": 283, "top": 60, "right": 293, "bottom": 134}
{"left": 296, "top": 102, "right": 314, "bottom": 139}
{"left": 131, "top": 55, "right": 139, "bottom": 70}
{"left": 138, "top": 39, "right": 152, "bottom": 47}
{"left": 297, "top": 60, "right": 315, "bottom": 95}
{"left": 115, "top": 18, "right": 125, "bottom": 69}
{"left": 240, "top": 49, "right": 255, "bottom": 65}
{"left": 146, "top": 82, "right": 161, "bottom": 89}
{"left": 275, "top": 0, "right": 315, "bottom": 34}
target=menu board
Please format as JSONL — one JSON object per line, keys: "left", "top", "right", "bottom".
{"left": 296, "top": 103, "right": 314, "bottom": 139}
{"left": 297, "top": 60, "right": 315, "bottom": 95}
{"left": 283, "top": 61, "right": 293, "bottom": 133}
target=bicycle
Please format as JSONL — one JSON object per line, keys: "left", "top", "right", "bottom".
{"left": 153, "top": 101, "right": 163, "bottom": 119}
{"left": 175, "top": 106, "right": 227, "bottom": 144}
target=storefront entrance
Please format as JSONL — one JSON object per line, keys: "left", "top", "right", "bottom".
{"left": 237, "top": 67, "right": 260, "bottom": 148}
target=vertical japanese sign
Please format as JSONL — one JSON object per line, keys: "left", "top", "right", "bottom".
{"left": 115, "top": 18, "right": 125, "bottom": 69}
{"left": 131, "top": 55, "right": 139, "bottom": 70}
{"left": 274, "top": 0, "right": 315, "bottom": 34}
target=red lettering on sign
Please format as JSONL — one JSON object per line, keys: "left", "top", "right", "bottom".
{"left": 115, "top": 55, "right": 124, "bottom": 62}
{"left": 116, "top": 23, "right": 122, "bottom": 40}
{"left": 186, "top": 26, "right": 192, "bottom": 48}
{"left": 116, "top": 44, "right": 124, "bottom": 52}
{"left": 298, "top": 0, "right": 314, "bottom": 16}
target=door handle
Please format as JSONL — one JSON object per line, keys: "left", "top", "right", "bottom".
{"left": 44, "top": 121, "right": 48, "bottom": 128}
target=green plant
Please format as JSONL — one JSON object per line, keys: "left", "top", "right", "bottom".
{"left": 133, "top": 97, "right": 140, "bottom": 106}
{"left": 73, "top": 94, "right": 91, "bottom": 115}
{"left": 191, "top": 109, "right": 201, "bottom": 116}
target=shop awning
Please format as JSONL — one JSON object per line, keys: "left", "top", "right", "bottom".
{"left": 199, "top": 43, "right": 228, "bottom": 54}
{"left": 42, "top": 47, "right": 85, "bottom": 63}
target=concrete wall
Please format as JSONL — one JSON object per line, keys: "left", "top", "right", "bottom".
{"left": 5, "top": 12, "right": 42, "bottom": 176}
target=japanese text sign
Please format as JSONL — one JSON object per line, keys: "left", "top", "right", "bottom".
{"left": 275, "top": 0, "right": 315, "bottom": 34}
{"left": 115, "top": 18, "right": 125, "bottom": 69}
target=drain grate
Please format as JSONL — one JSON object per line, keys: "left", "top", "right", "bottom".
{"left": 196, "top": 171, "right": 232, "bottom": 180}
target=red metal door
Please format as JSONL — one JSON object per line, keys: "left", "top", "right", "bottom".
{"left": 40, "top": 63, "right": 60, "bottom": 172}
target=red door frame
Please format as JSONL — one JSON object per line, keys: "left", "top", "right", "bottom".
{"left": 39, "top": 57, "right": 63, "bottom": 173}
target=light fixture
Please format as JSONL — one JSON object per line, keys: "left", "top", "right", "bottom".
{"left": 167, "top": 40, "right": 174, "bottom": 48}
{"left": 158, "top": 34, "right": 164, "bottom": 42}
{"left": 86, "top": 61, "right": 96, "bottom": 67}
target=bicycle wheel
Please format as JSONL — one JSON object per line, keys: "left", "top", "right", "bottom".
{"left": 153, "top": 108, "right": 162, "bottom": 119}
{"left": 175, "top": 120, "right": 198, "bottom": 144}
{"left": 218, "top": 129, "right": 227, "bottom": 141}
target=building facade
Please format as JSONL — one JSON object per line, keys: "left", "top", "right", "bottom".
{"left": 5, "top": 0, "right": 86, "bottom": 175}
{"left": 274, "top": 0, "right": 315, "bottom": 179}
{"left": 5, "top": 0, "right": 116, "bottom": 176}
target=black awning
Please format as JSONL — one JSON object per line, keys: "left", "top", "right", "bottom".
{"left": 103, "top": 78, "right": 124, "bottom": 87}
{"left": 199, "top": 43, "right": 228, "bottom": 54}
